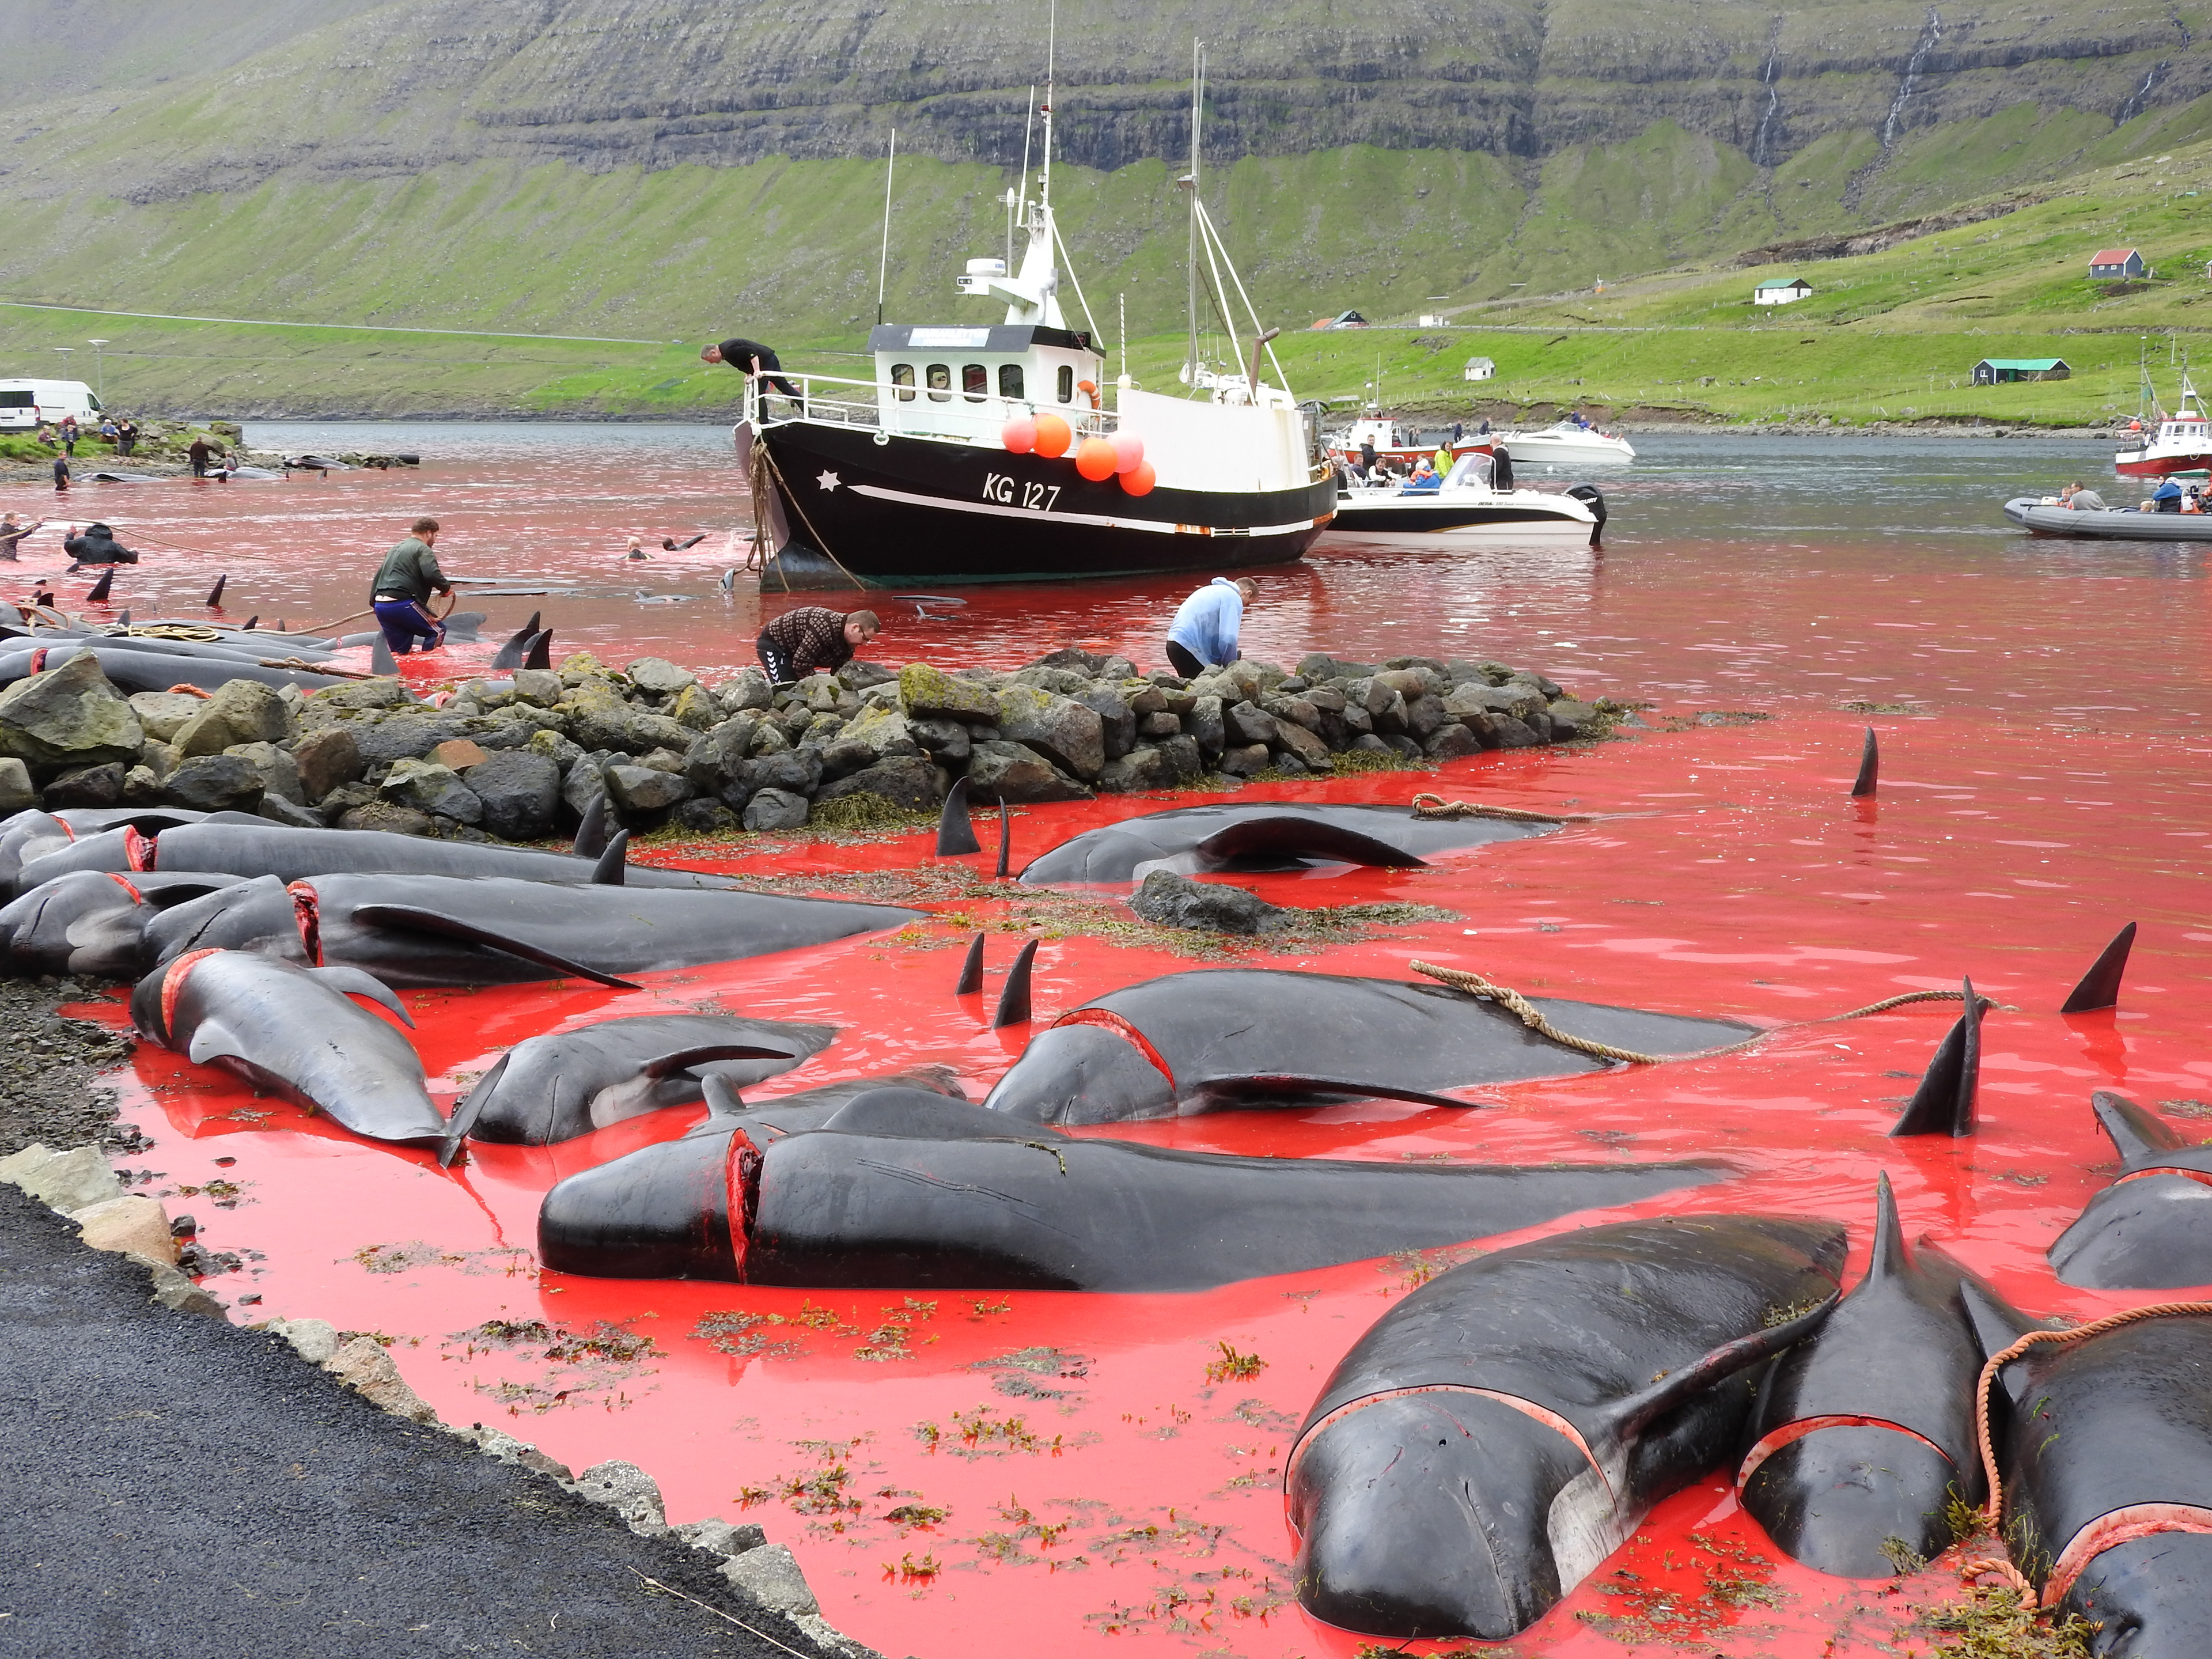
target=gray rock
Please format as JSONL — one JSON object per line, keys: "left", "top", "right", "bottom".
{"left": 311, "top": 679, "right": 413, "bottom": 712}
{"left": 164, "top": 754, "right": 265, "bottom": 813}
{"left": 1078, "top": 685, "right": 1136, "bottom": 761}
{"left": 605, "top": 763, "right": 691, "bottom": 816}
{"left": 203, "top": 679, "right": 294, "bottom": 745}
{"left": 0, "top": 756, "right": 33, "bottom": 818}
{"left": 743, "top": 749, "right": 824, "bottom": 800}
{"left": 127, "top": 691, "right": 206, "bottom": 742}
{"left": 147, "top": 1260, "right": 226, "bottom": 1317}
{"left": 821, "top": 704, "right": 921, "bottom": 778}
{"left": 1154, "top": 734, "right": 1205, "bottom": 782}
{"left": 625, "top": 656, "right": 696, "bottom": 695}
{"left": 1097, "top": 745, "right": 1175, "bottom": 792}
{"left": 907, "top": 717, "right": 971, "bottom": 764}
{"left": 573, "top": 702, "right": 698, "bottom": 758}
{"left": 291, "top": 725, "right": 363, "bottom": 802}
{"left": 570, "top": 1459, "right": 668, "bottom": 1536}
{"left": 510, "top": 668, "right": 565, "bottom": 707}
{"left": 1547, "top": 698, "right": 1600, "bottom": 737}
{"left": 1217, "top": 742, "right": 1272, "bottom": 778}
{"left": 835, "top": 659, "right": 899, "bottom": 692}
{"left": 743, "top": 787, "right": 810, "bottom": 831}
{"left": 560, "top": 756, "right": 607, "bottom": 823}
{"left": 5, "top": 1144, "right": 123, "bottom": 1211}
{"left": 1403, "top": 692, "right": 1449, "bottom": 740}
{"left": 226, "top": 741, "right": 304, "bottom": 804}
{"left": 42, "top": 763, "right": 124, "bottom": 809}
{"left": 1444, "top": 682, "right": 1546, "bottom": 722}
{"left": 0, "top": 654, "right": 142, "bottom": 774}
{"left": 120, "top": 764, "right": 165, "bottom": 805}
{"left": 682, "top": 718, "right": 757, "bottom": 800}
{"left": 718, "top": 668, "right": 774, "bottom": 713}
{"left": 1298, "top": 652, "right": 1377, "bottom": 681}
{"left": 993, "top": 685, "right": 1105, "bottom": 780}
{"left": 635, "top": 746, "right": 688, "bottom": 775}
{"left": 719, "top": 1543, "right": 819, "bottom": 1616}
{"left": 668, "top": 798, "right": 740, "bottom": 834}
{"left": 257, "top": 794, "right": 325, "bottom": 828}
{"left": 675, "top": 1518, "right": 767, "bottom": 1558}
{"left": 274, "top": 1317, "right": 342, "bottom": 1365}
{"left": 381, "top": 759, "right": 484, "bottom": 824}
{"left": 526, "top": 727, "right": 584, "bottom": 774}
{"left": 965, "top": 740, "right": 1092, "bottom": 803}
{"left": 1272, "top": 721, "right": 1334, "bottom": 771}
{"left": 1424, "top": 722, "right": 1486, "bottom": 760}
{"left": 1131, "top": 869, "right": 1288, "bottom": 934}
{"left": 463, "top": 749, "right": 560, "bottom": 840}
{"left": 1186, "top": 695, "right": 1225, "bottom": 756}
{"left": 816, "top": 754, "right": 947, "bottom": 812}
{"left": 1376, "top": 666, "right": 1444, "bottom": 700}
{"left": 1136, "top": 711, "right": 1180, "bottom": 740}
{"left": 336, "top": 801, "right": 437, "bottom": 835}
{"left": 1005, "top": 665, "right": 1094, "bottom": 696}
{"left": 1490, "top": 714, "right": 1546, "bottom": 748}
{"left": 351, "top": 714, "right": 472, "bottom": 769}
{"left": 1225, "top": 701, "right": 1279, "bottom": 747}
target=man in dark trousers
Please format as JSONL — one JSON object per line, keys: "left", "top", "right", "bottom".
{"left": 186, "top": 435, "right": 223, "bottom": 478}
{"left": 369, "top": 517, "right": 453, "bottom": 655}
{"left": 702, "top": 336, "right": 804, "bottom": 407}
{"left": 756, "top": 605, "right": 879, "bottom": 684}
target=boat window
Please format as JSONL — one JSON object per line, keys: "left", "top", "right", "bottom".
{"left": 891, "top": 363, "right": 915, "bottom": 403}
{"left": 963, "top": 363, "right": 988, "bottom": 403}
{"left": 998, "top": 364, "right": 1024, "bottom": 400}
{"left": 926, "top": 363, "right": 951, "bottom": 403}
{"left": 1056, "top": 365, "right": 1074, "bottom": 403}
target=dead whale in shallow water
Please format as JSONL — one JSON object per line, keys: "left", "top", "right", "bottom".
{"left": 444, "top": 1013, "right": 837, "bottom": 1153}
{"left": 130, "top": 949, "right": 446, "bottom": 1147}
{"left": 980, "top": 968, "right": 1759, "bottom": 1124}
{"left": 1287, "top": 1215, "right": 1843, "bottom": 1640}
{"left": 1737, "top": 1173, "right": 2029, "bottom": 1577}
{"left": 1983, "top": 1309, "right": 2212, "bottom": 1656}
{"left": 1018, "top": 801, "right": 1554, "bottom": 885}
{"left": 139, "top": 873, "right": 922, "bottom": 988}
{"left": 0, "top": 870, "right": 249, "bottom": 976}
{"left": 535, "top": 1088, "right": 1736, "bottom": 1287}
{"left": 2049, "top": 1092, "right": 2212, "bottom": 1289}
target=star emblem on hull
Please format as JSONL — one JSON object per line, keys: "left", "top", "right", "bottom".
{"left": 816, "top": 470, "right": 842, "bottom": 492}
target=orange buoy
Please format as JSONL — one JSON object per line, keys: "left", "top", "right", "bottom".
{"left": 1122, "top": 460, "right": 1157, "bottom": 496}
{"left": 1111, "top": 431, "right": 1145, "bottom": 475}
{"left": 1033, "top": 413, "right": 1073, "bottom": 458}
{"left": 1075, "top": 437, "right": 1119, "bottom": 482}
{"left": 1002, "top": 416, "right": 1037, "bottom": 453}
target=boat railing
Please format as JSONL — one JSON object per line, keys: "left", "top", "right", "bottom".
{"left": 748, "top": 369, "right": 1124, "bottom": 447}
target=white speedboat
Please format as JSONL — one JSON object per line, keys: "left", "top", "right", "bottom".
{"left": 2114, "top": 371, "right": 2212, "bottom": 479}
{"left": 1493, "top": 419, "right": 1635, "bottom": 466}
{"left": 1322, "top": 454, "right": 1603, "bottom": 544}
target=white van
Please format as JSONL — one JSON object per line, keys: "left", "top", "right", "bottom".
{"left": 0, "top": 378, "right": 103, "bottom": 431}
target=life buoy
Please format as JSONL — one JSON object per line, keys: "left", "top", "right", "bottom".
{"left": 1076, "top": 378, "right": 1101, "bottom": 411}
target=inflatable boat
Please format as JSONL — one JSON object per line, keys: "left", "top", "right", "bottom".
{"left": 2004, "top": 497, "right": 2212, "bottom": 540}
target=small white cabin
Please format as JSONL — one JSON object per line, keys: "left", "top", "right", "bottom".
{"left": 1464, "top": 356, "right": 1496, "bottom": 381}
{"left": 0, "top": 378, "right": 102, "bottom": 430}
{"left": 1753, "top": 277, "right": 1813, "bottom": 306}
{"left": 868, "top": 322, "right": 1103, "bottom": 445}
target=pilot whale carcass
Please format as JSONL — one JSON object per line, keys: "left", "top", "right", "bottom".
{"left": 2049, "top": 1091, "right": 2212, "bottom": 1289}
{"left": 980, "top": 968, "right": 1758, "bottom": 1124}
{"left": 535, "top": 1088, "right": 1736, "bottom": 1287}
{"left": 1286, "top": 1215, "right": 1843, "bottom": 1639}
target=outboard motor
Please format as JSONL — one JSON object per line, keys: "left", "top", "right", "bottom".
{"left": 1566, "top": 483, "right": 1607, "bottom": 548}
{"left": 1491, "top": 445, "right": 1514, "bottom": 492}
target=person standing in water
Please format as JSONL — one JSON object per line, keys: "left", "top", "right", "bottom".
{"left": 0, "top": 514, "right": 44, "bottom": 560}
{"left": 1163, "top": 577, "right": 1255, "bottom": 677}
{"left": 369, "top": 517, "right": 453, "bottom": 655}
{"left": 756, "top": 605, "right": 879, "bottom": 684}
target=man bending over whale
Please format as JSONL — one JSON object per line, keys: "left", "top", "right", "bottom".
{"left": 756, "top": 605, "right": 879, "bottom": 685}
{"left": 370, "top": 517, "right": 453, "bottom": 656}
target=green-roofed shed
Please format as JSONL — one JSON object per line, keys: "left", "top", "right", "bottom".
{"left": 1973, "top": 358, "right": 2071, "bottom": 385}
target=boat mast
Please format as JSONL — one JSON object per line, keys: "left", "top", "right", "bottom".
{"left": 876, "top": 128, "right": 897, "bottom": 328}
{"left": 1184, "top": 41, "right": 1203, "bottom": 391}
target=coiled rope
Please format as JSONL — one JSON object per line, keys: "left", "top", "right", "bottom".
{"left": 1962, "top": 1302, "right": 2212, "bottom": 1599}
{"left": 1407, "top": 959, "right": 1988, "bottom": 1067}
{"left": 1410, "top": 790, "right": 1593, "bottom": 825}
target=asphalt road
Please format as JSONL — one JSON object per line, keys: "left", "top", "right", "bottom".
{"left": 0, "top": 1184, "right": 844, "bottom": 1659}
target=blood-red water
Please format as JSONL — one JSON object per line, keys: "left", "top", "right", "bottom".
{"left": 33, "top": 429, "right": 2212, "bottom": 1655}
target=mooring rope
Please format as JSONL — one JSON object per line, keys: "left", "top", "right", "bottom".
{"left": 1410, "top": 790, "right": 1594, "bottom": 825}
{"left": 1407, "top": 959, "right": 1987, "bottom": 1067}
{"left": 749, "top": 438, "right": 869, "bottom": 593}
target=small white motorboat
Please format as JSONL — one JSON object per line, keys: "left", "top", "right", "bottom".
{"left": 1491, "top": 419, "right": 1635, "bottom": 467}
{"left": 1323, "top": 454, "right": 1603, "bottom": 544}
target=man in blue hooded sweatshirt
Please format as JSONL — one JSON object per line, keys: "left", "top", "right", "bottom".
{"left": 1164, "top": 576, "right": 1256, "bottom": 677}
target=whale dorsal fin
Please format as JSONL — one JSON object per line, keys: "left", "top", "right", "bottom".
{"left": 2060, "top": 922, "right": 2136, "bottom": 1014}
{"left": 347, "top": 904, "right": 639, "bottom": 990}
{"left": 2092, "top": 1089, "right": 2187, "bottom": 1165}
{"left": 592, "top": 830, "right": 629, "bottom": 886}
{"left": 1865, "top": 1171, "right": 1908, "bottom": 1283}
{"left": 1890, "top": 978, "right": 1983, "bottom": 1138}
{"left": 824, "top": 1088, "right": 1065, "bottom": 1142}
{"left": 700, "top": 1073, "right": 747, "bottom": 1120}
{"left": 1956, "top": 1279, "right": 2046, "bottom": 1412}
{"left": 1599, "top": 1292, "right": 1841, "bottom": 1449}
{"left": 571, "top": 793, "right": 609, "bottom": 859}
{"left": 304, "top": 964, "right": 416, "bottom": 1028}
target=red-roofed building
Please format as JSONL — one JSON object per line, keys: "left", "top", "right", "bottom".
{"left": 2090, "top": 248, "right": 2146, "bottom": 279}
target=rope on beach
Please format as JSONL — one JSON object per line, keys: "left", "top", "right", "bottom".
{"left": 1409, "top": 790, "right": 1593, "bottom": 825}
{"left": 1408, "top": 959, "right": 1989, "bottom": 1067}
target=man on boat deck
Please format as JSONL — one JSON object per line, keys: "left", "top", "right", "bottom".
{"left": 756, "top": 605, "right": 880, "bottom": 685}
{"left": 2059, "top": 481, "right": 2109, "bottom": 512}
{"left": 369, "top": 517, "right": 453, "bottom": 656}
{"left": 702, "top": 337, "right": 805, "bottom": 408}
{"left": 1163, "top": 577, "right": 1256, "bottom": 677}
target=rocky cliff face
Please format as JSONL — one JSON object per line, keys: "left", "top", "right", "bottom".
{"left": 10, "top": 0, "right": 2203, "bottom": 192}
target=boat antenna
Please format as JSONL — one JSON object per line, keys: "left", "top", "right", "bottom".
{"left": 1118, "top": 291, "right": 1126, "bottom": 382}
{"left": 876, "top": 128, "right": 897, "bottom": 328}
{"left": 1040, "top": 0, "right": 1056, "bottom": 209}
{"left": 1183, "top": 39, "right": 1204, "bottom": 392}
{"left": 1012, "top": 85, "right": 1035, "bottom": 270}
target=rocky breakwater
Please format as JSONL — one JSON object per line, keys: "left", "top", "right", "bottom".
{"left": 0, "top": 646, "right": 1616, "bottom": 839}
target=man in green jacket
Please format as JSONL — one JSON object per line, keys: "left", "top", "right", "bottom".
{"left": 370, "top": 516, "right": 453, "bottom": 654}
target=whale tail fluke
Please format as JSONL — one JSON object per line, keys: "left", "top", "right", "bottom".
{"left": 955, "top": 931, "right": 985, "bottom": 995}
{"left": 2059, "top": 922, "right": 2136, "bottom": 1013}
{"left": 1889, "top": 977, "right": 1983, "bottom": 1138}
{"left": 992, "top": 938, "right": 1037, "bottom": 1028}
{"left": 935, "top": 775, "right": 982, "bottom": 856}
{"left": 1850, "top": 726, "right": 1878, "bottom": 797}
{"left": 2091, "top": 1089, "right": 2188, "bottom": 1164}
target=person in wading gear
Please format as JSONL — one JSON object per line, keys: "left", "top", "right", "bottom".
{"left": 369, "top": 516, "right": 453, "bottom": 655}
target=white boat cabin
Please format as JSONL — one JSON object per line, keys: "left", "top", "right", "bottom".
{"left": 867, "top": 321, "right": 1102, "bottom": 445}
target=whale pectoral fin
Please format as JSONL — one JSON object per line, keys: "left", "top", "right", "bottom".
{"left": 643, "top": 1044, "right": 798, "bottom": 1080}
{"left": 440, "top": 1052, "right": 508, "bottom": 1166}
{"left": 1204, "top": 1074, "right": 1487, "bottom": 1112}
{"left": 348, "top": 905, "right": 642, "bottom": 990}
{"left": 304, "top": 964, "right": 416, "bottom": 1028}
{"left": 1190, "top": 816, "right": 1430, "bottom": 873}
{"left": 184, "top": 1020, "right": 248, "bottom": 1067}
{"left": 700, "top": 1074, "right": 747, "bottom": 1120}
{"left": 1601, "top": 1291, "right": 1843, "bottom": 1448}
